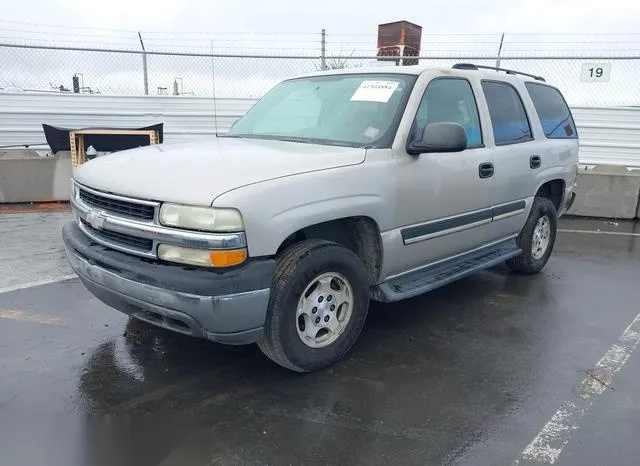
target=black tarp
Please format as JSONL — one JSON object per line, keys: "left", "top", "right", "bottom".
{"left": 42, "top": 123, "right": 164, "bottom": 154}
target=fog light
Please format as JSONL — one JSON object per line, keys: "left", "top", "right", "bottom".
{"left": 158, "top": 244, "right": 247, "bottom": 268}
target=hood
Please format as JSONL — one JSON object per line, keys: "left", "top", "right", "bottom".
{"left": 73, "top": 137, "right": 366, "bottom": 205}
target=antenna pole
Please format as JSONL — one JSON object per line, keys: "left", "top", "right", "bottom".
{"left": 321, "top": 29, "right": 327, "bottom": 70}
{"left": 211, "top": 40, "right": 219, "bottom": 137}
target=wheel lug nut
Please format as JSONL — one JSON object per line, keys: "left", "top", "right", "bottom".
{"left": 324, "top": 316, "right": 330, "bottom": 322}
{"left": 318, "top": 296, "right": 324, "bottom": 303}
{"left": 315, "top": 317, "right": 321, "bottom": 324}
{"left": 327, "top": 295, "right": 332, "bottom": 302}
{"left": 312, "top": 307, "right": 317, "bottom": 314}
{"left": 330, "top": 305, "right": 335, "bottom": 311}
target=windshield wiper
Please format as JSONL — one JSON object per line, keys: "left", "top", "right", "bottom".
{"left": 220, "top": 133, "right": 360, "bottom": 148}
{"left": 278, "top": 136, "right": 364, "bottom": 148}
{"left": 276, "top": 136, "right": 328, "bottom": 145}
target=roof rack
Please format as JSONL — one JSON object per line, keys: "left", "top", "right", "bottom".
{"left": 452, "top": 63, "right": 546, "bottom": 82}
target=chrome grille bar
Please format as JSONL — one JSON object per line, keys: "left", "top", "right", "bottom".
{"left": 71, "top": 181, "right": 247, "bottom": 259}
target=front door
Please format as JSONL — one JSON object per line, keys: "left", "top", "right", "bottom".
{"left": 390, "top": 77, "right": 497, "bottom": 275}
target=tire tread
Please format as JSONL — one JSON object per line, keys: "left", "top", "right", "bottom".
{"left": 507, "top": 196, "right": 558, "bottom": 274}
{"left": 258, "top": 239, "right": 368, "bottom": 372}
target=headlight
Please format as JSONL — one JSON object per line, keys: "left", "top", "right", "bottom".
{"left": 159, "top": 204, "right": 244, "bottom": 232}
{"left": 158, "top": 244, "right": 247, "bottom": 268}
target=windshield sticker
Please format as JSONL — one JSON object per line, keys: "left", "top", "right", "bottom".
{"left": 350, "top": 81, "right": 399, "bottom": 103}
{"left": 363, "top": 127, "right": 380, "bottom": 139}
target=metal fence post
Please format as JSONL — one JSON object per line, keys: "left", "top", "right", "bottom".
{"left": 138, "top": 32, "right": 149, "bottom": 95}
{"left": 496, "top": 32, "right": 505, "bottom": 68}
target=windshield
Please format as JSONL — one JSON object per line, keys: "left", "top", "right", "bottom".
{"left": 224, "top": 73, "right": 416, "bottom": 148}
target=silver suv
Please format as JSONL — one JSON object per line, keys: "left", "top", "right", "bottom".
{"left": 62, "top": 63, "right": 578, "bottom": 372}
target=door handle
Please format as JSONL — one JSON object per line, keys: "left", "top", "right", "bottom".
{"left": 530, "top": 155, "right": 542, "bottom": 169}
{"left": 478, "top": 162, "right": 494, "bottom": 179}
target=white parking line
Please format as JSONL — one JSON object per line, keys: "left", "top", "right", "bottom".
{"left": 0, "top": 309, "right": 64, "bottom": 325}
{"left": 558, "top": 229, "right": 640, "bottom": 237}
{"left": 516, "top": 311, "right": 640, "bottom": 464}
{"left": 0, "top": 275, "right": 77, "bottom": 295}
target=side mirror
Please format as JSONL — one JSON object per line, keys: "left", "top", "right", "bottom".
{"left": 407, "top": 122, "right": 468, "bottom": 155}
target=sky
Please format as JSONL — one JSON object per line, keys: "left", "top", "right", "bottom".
{"left": 3, "top": 0, "right": 640, "bottom": 36}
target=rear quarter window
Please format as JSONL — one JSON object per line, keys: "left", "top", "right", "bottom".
{"left": 481, "top": 81, "right": 533, "bottom": 146}
{"left": 525, "top": 83, "right": 578, "bottom": 139}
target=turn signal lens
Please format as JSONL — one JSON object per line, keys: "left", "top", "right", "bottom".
{"left": 209, "top": 249, "right": 247, "bottom": 267}
{"left": 158, "top": 244, "right": 247, "bottom": 268}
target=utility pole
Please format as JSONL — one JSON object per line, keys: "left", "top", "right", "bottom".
{"left": 321, "top": 29, "right": 327, "bottom": 70}
{"left": 138, "top": 31, "right": 149, "bottom": 95}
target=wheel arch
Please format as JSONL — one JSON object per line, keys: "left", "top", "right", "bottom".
{"left": 276, "top": 216, "right": 384, "bottom": 286}
{"left": 535, "top": 179, "right": 565, "bottom": 211}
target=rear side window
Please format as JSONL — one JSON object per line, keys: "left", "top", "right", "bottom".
{"left": 482, "top": 81, "right": 532, "bottom": 145}
{"left": 525, "top": 83, "right": 577, "bottom": 139}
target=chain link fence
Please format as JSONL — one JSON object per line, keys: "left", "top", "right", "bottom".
{"left": 1, "top": 35, "right": 639, "bottom": 106}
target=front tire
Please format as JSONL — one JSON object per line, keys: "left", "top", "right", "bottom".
{"left": 507, "top": 197, "right": 558, "bottom": 274}
{"left": 258, "top": 239, "right": 370, "bottom": 372}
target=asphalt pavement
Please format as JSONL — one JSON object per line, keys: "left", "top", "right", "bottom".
{"left": 0, "top": 211, "right": 639, "bottom": 466}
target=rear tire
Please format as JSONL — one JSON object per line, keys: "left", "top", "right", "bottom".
{"left": 507, "top": 197, "right": 557, "bottom": 274}
{"left": 258, "top": 239, "right": 369, "bottom": 372}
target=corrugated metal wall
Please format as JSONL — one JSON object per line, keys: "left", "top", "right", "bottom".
{"left": 0, "top": 92, "right": 256, "bottom": 148}
{"left": 1, "top": 92, "right": 639, "bottom": 166}
{"left": 571, "top": 107, "right": 640, "bottom": 166}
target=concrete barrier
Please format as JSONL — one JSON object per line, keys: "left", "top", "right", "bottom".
{"left": 567, "top": 165, "right": 640, "bottom": 220}
{"left": 0, "top": 150, "right": 72, "bottom": 203}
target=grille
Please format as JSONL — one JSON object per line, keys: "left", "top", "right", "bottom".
{"left": 81, "top": 219, "right": 153, "bottom": 251}
{"left": 79, "top": 188, "right": 155, "bottom": 220}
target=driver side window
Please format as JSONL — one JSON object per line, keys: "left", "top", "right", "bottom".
{"left": 411, "top": 78, "right": 483, "bottom": 148}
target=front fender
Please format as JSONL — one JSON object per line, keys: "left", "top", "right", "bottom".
{"left": 212, "top": 165, "right": 394, "bottom": 257}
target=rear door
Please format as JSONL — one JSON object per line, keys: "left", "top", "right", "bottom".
{"left": 523, "top": 81, "right": 580, "bottom": 208}
{"left": 481, "top": 79, "right": 543, "bottom": 238}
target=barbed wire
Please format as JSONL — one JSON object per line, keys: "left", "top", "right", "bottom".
{"left": 0, "top": 19, "right": 138, "bottom": 32}
{"left": 3, "top": 20, "right": 640, "bottom": 56}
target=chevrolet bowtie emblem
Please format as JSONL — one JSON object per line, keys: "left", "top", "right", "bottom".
{"left": 87, "top": 210, "right": 106, "bottom": 230}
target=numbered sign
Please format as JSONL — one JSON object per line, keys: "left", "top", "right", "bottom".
{"left": 580, "top": 63, "right": 611, "bottom": 82}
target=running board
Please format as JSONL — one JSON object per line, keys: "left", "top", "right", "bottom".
{"left": 372, "top": 239, "right": 521, "bottom": 302}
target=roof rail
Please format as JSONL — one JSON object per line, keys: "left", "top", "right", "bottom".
{"left": 452, "top": 63, "right": 546, "bottom": 82}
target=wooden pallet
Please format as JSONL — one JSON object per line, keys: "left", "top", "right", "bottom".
{"left": 69, "top": 129, "right": 160, "bottom": 168}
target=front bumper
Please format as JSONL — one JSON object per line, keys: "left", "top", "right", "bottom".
{"left": 62, "top": 221, "right": 275, "bottom": 345}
